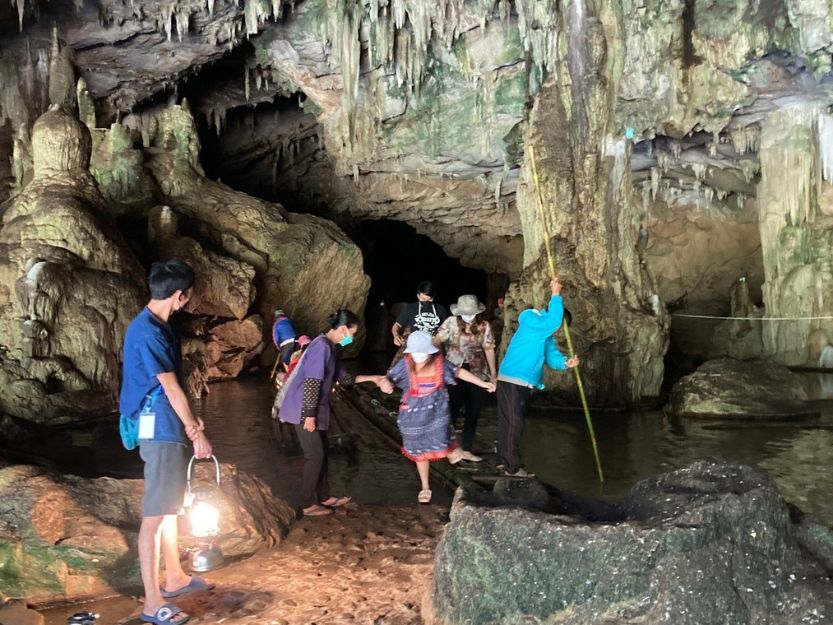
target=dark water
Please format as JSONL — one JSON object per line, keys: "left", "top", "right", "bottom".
{"left": 193, "top": 372, "right": 833, "bottom": 525}
{"left": 191, "top": 375, "right": 448, "bottom": 508}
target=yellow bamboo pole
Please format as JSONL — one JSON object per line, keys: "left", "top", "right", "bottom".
{"left": 528, "top": 145, "right": 604, "bottom": 483}
{"left": 270, "top": 353, "right": 282, "bottom": 382}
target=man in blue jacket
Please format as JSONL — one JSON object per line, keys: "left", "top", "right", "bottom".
{"left": 272, "top": 309, "right": 297, "bottom": 367}
{"left": 496, "top": 277, "right": 579, "bottom": 477}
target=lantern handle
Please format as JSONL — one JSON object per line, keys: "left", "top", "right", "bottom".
{"left": 186, "top": 454, "right": 221, "bottom": 491}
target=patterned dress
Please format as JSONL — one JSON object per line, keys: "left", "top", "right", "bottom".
{"left": 388, "top": 355, "right": 460, "bottom": 461}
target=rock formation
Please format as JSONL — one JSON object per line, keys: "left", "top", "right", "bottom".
{"left": 3, "top": 0, "right": 833, "bottom": 405}
{"left": 666, "top": 358, "right": 818, "bottom": 419}
{"left": 0, "top": 462, "right": 296, "bottom": 605}
{"left": 432, "top": 461, "right": 833, "bottom": 625}
{"left": 0, "top": 102, "right": 145, "bottom": 423}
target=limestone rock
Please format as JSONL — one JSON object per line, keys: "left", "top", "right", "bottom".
{"left": 153, "top": 234, "right": 257, "bottom": 321}
{"left": 432, "top": 461, "right": 833, "bottom": 625}
{"left": 666, "top": 358, "right": 816, "bottom": 419}
{"left": 0, "top": 106, "right": 144, "bottom": 423}
{"left": 0, "top": 462, "right": 295, "bottom": 604}
{"left": 136, "top": 104, "right": 370, "bottom": 344}
{"left": 181, "top": 316, "right": 265, "bottom": 389}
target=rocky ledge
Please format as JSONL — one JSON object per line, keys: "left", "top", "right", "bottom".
{"left": 431, "top": 461, "right": 833, "bottom": 625}
{"left": 666, "top": 358, "right": 819, "bottom": 419}
{"left": 0, "top": 461, "right": 295, "bottom": 605}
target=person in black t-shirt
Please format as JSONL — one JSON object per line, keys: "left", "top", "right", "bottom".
{"left": 391, "top": 281, "right": 450, "bottom": 346}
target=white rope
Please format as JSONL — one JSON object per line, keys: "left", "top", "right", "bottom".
{"left": 672, "top": 313, "right": 833, "bottom": 321}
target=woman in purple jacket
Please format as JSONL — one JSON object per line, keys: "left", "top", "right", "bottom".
{"left": 277, "top": 310, "right": 392, "bottom": 517}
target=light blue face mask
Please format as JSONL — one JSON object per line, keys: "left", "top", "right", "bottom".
{"left": 338, "top": 334, "right": 354, "bottom": 347}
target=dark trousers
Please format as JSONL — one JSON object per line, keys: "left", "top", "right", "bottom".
{"left": 449, "top": 379, "right": 486, "bottom": 451}
{"left": 294, "top": 424, "right": 330, "bottom": 507}
{"left": 496, "top": 380, "right": 532, "bottom": 473}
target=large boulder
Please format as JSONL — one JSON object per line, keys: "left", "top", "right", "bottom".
{"left": 0, "top": 462, "right": 296, "bottom": 605}
{"left": 666, "top": 358, "right": 817, "bottom": 419}
{"left": 431, "top": 461, "right": 833, "bottom": 625}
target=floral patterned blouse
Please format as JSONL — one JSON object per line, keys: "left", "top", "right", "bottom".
{"left": 436, "top": 316, "right": 495, "bottom": 381}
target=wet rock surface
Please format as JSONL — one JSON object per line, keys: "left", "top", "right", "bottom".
{"left": 0, "top": 462, "right": 295, "bottom": 605}
{"left": 432, "top": 461, "right": 833, "bottom": 625}
{"left": 666, "top": 358, "right": 818, "bottom": 419}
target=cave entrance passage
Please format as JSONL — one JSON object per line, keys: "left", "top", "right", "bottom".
{"left": 353, "top": 219, "right": 500, "bottom": 353}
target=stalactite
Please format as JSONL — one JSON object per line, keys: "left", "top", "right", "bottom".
{"left": 730, "top": 124, "right": 761, "bottom": 155}
{"left": 691, "top": 162, "right": 706, "bottom": 181}
{"left": 818, "top": 113, "right": 833, "bottom": 183}
{"left": 13, "top": 0, "right": 25, "bottom": 31}
{"left": 641, "top": 180, "right": 651, "bottom": 208}
{"left": 244, "top": 0, "right": 257, "bottom": 36}
{"left": 650, "top": 166, "right": 659, "bottom": 201}
{"left": 656, "top": 149, "right": 671, "bottom": 173}
{"left": 244, "top": 66, "right": 250, "bottom": 101}
{"left": 175, "top": 10, "right": 189, "bottom": 43}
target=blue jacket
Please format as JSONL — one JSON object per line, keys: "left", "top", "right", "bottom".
{"left": 498, "top": 295, "right": 568, "bottom": 389}
{"left": 272, "top": 315, "right": 296, "bottom": 347}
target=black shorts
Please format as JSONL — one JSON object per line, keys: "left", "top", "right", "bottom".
{"left": 139, "top": 441, "right": 190, "bottom": 516}
{"left": 279, "top": 342, "right": 295, "bottom": 365}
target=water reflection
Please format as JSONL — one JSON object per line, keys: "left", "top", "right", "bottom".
{"left": 514, "top": 402, "right": 833, "bottom": 525}
{"left": 194, "top": 373, "right": 833, "bottom": 525}
{"left": 192, "top": 376, "right": 444, "bottom": 508}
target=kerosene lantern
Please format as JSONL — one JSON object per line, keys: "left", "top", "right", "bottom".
{"left": 183, "top": 454, "right": 224, "bottom": 572}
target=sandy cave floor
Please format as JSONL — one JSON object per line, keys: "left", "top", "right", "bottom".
{"left": 110, "top": 503, "right": 448, "bottom": 625}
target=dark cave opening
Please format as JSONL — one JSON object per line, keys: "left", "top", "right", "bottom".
{"left": 351, "top": 219, "right": 507, "bottom": 352}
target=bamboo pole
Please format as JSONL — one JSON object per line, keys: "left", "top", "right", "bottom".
{"left": 270, "top": 353, "right": 282, "bottom": 382}
{"left": 528, "top": 145, "right": 604, "bottom": 483}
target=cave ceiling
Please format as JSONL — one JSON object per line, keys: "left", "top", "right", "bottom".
{"left": 3, "top": 0, "right": 833, "bottom": 282}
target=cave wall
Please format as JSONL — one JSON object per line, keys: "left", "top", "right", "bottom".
{"left": 3, "top": 0, "right": 833, "bottom": 407}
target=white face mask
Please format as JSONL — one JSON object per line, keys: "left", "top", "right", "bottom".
{"left": 411, "top": 353, "right": 429, "bottom": 363}
{"left": 461, "top": 314, "right": 476, "bottom": 323}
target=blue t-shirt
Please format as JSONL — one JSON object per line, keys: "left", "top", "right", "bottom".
{"left": 119, "top": 307, "right": 186, "bottom": 444}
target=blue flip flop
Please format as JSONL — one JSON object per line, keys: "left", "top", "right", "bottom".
{"left": 140, "top": 603, "right": 190, "bottom": 625}
{"left": 161, "top": 576, "right": 215, "bottom": 599}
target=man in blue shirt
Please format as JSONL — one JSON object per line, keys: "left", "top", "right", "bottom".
{"left": 272, "top": 309, "right": 297, "bottom": 366}
{"left": 120, "top": 259, "right": 214, "bottom": 625}
{"left": 496, "top": 278, "right": 579, "bottom": 477}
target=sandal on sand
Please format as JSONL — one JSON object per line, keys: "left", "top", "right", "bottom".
{"left": 140, "top": 603, "right": 190, "bottom": 625}
{"left": 418, "top": 489, "right": 432, "bottom": 504}
{"left": 320, "top": 496, "right": 352, "bottom": 508}
{"left": 303, "top": 504, "right": 333, "bottom": 517}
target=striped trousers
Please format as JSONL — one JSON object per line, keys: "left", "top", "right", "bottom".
{"left": 496, "top": 380, "right": 532, "bottom": 474}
